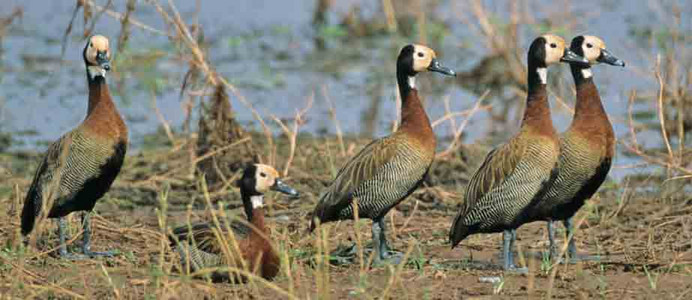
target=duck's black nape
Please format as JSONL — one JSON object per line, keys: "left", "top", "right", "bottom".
{"left": 238, "top": 164, "right": 262, "bottom": 220}
{"left": 396, "top": 45, "right": 417, "bottom": 97}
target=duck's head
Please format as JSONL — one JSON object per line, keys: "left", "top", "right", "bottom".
{"left": 239, "top": 164, "right": 299, "bottom": 216}
{"left": 570, "top": 35, "right": 625, "bottom": 67}
{"left": 397, "top": 44, "right": 456, "bottom": 89}
{"left": 529, "top": 34, "right": 588, "bottom": 67}
{"left": 83, "top": 35, "right": 111, "bottom": 80}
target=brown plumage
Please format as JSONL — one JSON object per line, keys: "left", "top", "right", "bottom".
{"left": 170, "top": 164, "right": 299, "bottom": 282}
{"left": 449, "top": 34, "right": 589, "bottom": 272}
{"left": 531, "top": 35, "right": 625, "bottom": 262}
{"left": 310, "top": 44, "right": 456, "bottom": 263}
{"left": 20, "top": 35, "right": 127, "bottom": 259}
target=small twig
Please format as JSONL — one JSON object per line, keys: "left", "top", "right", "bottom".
{"left": 85, "top": 0, "right": 114, "bottom": 38}
{"left": 654, "top": 55, "right": 675, "bottom": 167}
{"left": 322, "top": 85, "right": 345, "bottom": 157}
{"left": 400, "top": 200, "right": 419, "bottom": 231}
{"left": 431, "top": 105, "right": 492, "bottom": 128}
{"left": 100, "top": 264, "right": 122, "bottom": 299}
{"left": 627, "top": 90, "right": 640, "bottom": 151}
{"left": 83, "top": 0, "right": 168, "bottom": 36}
{"left": 150, "top": 90, "right": 176, "bottom": 145}
{"left": 437, "top": 90, "right": 490, "bottom": 158}
{"left": 620, "top": 141, "right": 692, "bottom": 176}
{"left": 271, "top": 93, "right": 313, "bottom": 176}
{"left": 381, "top": 0, "right": 398, "bottom": 32}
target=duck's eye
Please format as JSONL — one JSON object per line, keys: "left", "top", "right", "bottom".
{"left": 90, "top": 43, "right": 94, "bottom": 48}
{"left": 417, "top": 52, "right": 424, "bottom": 58}
{"left": 260, "top": 172, "right": 267, "bottom": 178}
{"left": 549, "top": 43, "right": 557, "bottom": 48}
{"left": 586, "top": 43, "right": 593, "bottom": 48}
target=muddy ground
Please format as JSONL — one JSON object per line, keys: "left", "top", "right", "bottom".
{"left": 0, "top": 135, "right": 690, "bottom": 299}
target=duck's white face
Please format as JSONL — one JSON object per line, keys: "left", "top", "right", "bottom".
{"left": 404, "top": 44, "right": 455, "bottom": 88}
{"left": 580, "top": 35, "right": 607, "bottom": 64}
{"left": 248, "top": 164, "right": 298, "bottom": 209}
{"left": 253, "top": 164, "right": 280, "bottom": 194}
{"left": 541, "top": 34, "right": 568, "bottom": 65}
{"left": 84, "top": 35, "right": 111, "bottom": 79}
{"left": 411, "top": 44, "right": 436, "bottom": 72}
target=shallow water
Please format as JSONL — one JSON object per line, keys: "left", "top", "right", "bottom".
{"left": 0, "top": 0, "right": 682, "bottom": 181}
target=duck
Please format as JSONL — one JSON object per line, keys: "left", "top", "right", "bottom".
{"left": 20, "top": 35, "right": 128, "bottom": 259}
{"left": 170, "top": 164, "right": 299, "bottom": 282}
{"left": 449, "top": 34, "right": 589, "bottom": 272}
{"left": 531, "top": 35, "right": 624, "bottom": 262}
{"left": 309, "top": 44, "right": 456, "bottom": 263}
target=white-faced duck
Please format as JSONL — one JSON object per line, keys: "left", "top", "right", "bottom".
{"left": 310, "top": 44, "right": 456, "bottom": 264}
{"left": 21, "top": 35, "right": 127, "bottom": 259}
{"left": 170, "top": 164, "right": 299, "bottom": 282}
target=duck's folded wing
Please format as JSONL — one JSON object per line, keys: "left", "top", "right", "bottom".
{"left": 170, "top": 220, "right": 251, "bottom": 254}
{"left": 311, "top": 137, "right": 398, "bottom": 226}
{"left": 449, "top": 141, "right": 524, "bottom": 244}
{"left": 21, "top": 134, "right": 71, "bottom": 235}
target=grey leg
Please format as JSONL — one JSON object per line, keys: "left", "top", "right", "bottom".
{"left": 81, "top": 212, "right": 115, "bottom": 258}
{"left": 58, "top": 217, "right": 69, "bottom": 257}
{"left": 371, "top": 220, "right": 384, "bottom": 262}
{"left": 564, "top": 218, "right": 577, "bottom": 260}
{"left": 377, "top": 218, "right": 390, "bottom": 255}
{"left": 502, "top": 230, "right": 513, "bottom": 269}
{"left": 371, "top": 218, "right": 402, "bottom": 265}
{"left": 58, "top": 217, "right": 87, "bottom": 260}
{"left": 502, "top": 229, "right": 528, "bottom": 273}
{"left": 548, "top": 221, "right": 560, "bottom": 261}
{"left": 563, "top": 218, "right": 600, "bottom": 263}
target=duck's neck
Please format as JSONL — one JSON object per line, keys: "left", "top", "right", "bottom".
{"left": 87, "top": 76, "right": 114, "bottom": 115}
{"left": 569, "top": 64, "right": 610, "bottom": 127}
{"left": 242, "top": 192, "right": 269, "bottom": 235}
{"left": 521, "top": 61, "right": 555, "bottom": 136}
{"left": 396, "top": 71, "right": 435, "bottom": 146}
{"left": 83, "top": 73, "right": 127, "bottom": 139}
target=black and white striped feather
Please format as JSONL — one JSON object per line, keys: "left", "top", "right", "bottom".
{"left": 21, "top": 129, "right": 126, "bottom": 235}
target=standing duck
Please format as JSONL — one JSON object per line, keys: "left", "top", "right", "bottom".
{"left": 310, "top": 44, "right": 456, "bottom": 263}
{"left": 449, "top": 35, "right": 588, "bottom": 272}
{"left": 170, "top": 164, "right": 299, "bottom": 282}
{"left": 20, "top": 35, "right": 127, "bottom": 259}
{"left": 534, "top": 35, "right": 624, "bottom": 262}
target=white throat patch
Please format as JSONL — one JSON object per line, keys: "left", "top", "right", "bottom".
{"left": 87, "top": 66, "right": 107, "bottom": 80}
{"left": 581, "top": 68, "right": 593, "bottom": 79}
{"left": 536, "top": 67, "right": 547, "bottom": 84}
{"left": 407, "top": 76, "right": 416, "bottom": 89}
{"left": 250, "top": 195, "right": 264, "bottom": 209}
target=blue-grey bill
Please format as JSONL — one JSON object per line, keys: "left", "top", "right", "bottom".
{"left": 428, "top": 58, "right": 456, "bottom": 76}
{"left": 561, "top": 49, "right": 589, "bottom": 66}
{"left": 272, "top": 179, "right": 299, "bottom": 198}
{"left": 597, "top": 49, "right": 625, "bottom": 67}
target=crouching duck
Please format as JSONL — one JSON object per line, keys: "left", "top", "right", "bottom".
{"left": 170, "top": 164, "right": 299, "bottom": 282}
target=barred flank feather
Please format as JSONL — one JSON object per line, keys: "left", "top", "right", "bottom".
{"left": 534, "top": 134, "right": 612, "bottom": 221}
{"left": 310, "top": 133, "right": 433, "bottom": 229}
{"left": 170, "top": 221, "right": 242, "bottom": 280}
{"left": 450, "top": 135, "right": 559, "bottom": 247}
{"left": 21, "top": 130, "right": 126, "bottom": 235}
{"left": 530, "top": 72, "right": 615, "bottom": 223}
{"left": 169, "top": 217, "right": 277, "bottom": 282}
